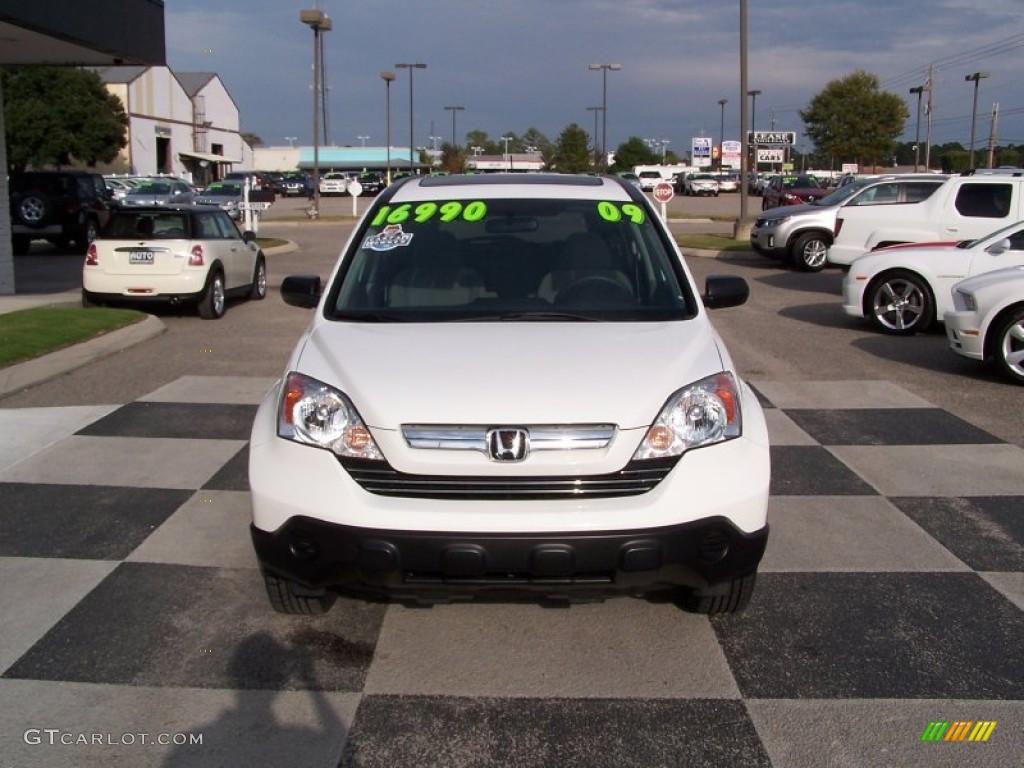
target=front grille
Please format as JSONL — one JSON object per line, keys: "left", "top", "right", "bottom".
{"left": 338, "top": 456, "right": 678, "bottom": 500}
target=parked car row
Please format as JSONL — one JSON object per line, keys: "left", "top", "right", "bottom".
{"left": 749, "top": 168, "right": 1024, "bottom": 385}
{"left": 840, "top": 224, "right": 1024, "bottom": 386}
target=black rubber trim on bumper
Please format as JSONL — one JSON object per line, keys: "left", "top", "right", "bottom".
{"left": 251, "top": 516, "right": 769, "bottom": 600}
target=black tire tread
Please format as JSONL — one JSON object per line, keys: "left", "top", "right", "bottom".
{"left": 263, "top": 571, "right": 336, "bottom": 615}
{"left": 681, "top": 573, "right": 757, "bottom": 614}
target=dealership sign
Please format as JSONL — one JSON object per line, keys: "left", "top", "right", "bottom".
{"left": 692, "top": 137, "right": 712, "bottom": 168}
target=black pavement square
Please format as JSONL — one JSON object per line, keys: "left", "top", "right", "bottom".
{"left": 76, "top": 402, "right": 257, "bottom": 440}
{"left": 340, "top": 696, "right": 771, "bottom": 768}
{"left": 783, "top": 408, "right": 1003, "bottom": 446}
{"left": 769, "top": 445, "right": 877, "bottom": 496}
{"left": 711, "top": 572, "right": 1024, "bottom": 699}
{"left": 0, "top": 483, "right": 191, "bottom": 560}
{"left": 203, "top": 444, "right": 250, "bottom": 491}
{"left": 890, "top": 496, "right": 1024, "bottom": 572}
{"left": 3, "top": 562, "right": 386, "bottom": 692}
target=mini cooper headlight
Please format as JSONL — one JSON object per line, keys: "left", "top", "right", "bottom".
{"left": 277, "top": 371, "right": 383, "bottom": 460}
{"left": 632, "top": 372, "right": 742, "bottom": 460}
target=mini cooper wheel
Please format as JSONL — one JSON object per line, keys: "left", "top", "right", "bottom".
{"left": 249, "top": 255, "right": 267, "bottom": 300}
{"left": 262, "top": 570, "right": 336, "bottom": 615}
{"left": 679, "top": 573, "right": 757, "bottom": 614}
{"left": 198, "top": 270, "right": 226, "bottom": 319}
{"left": 790, "top": 232, "right": 829, "bottom": 272}
{"left": 994, "top": 308, "right": 1024, "bottom": 385}
{"left": 867, "top": 270, "right": 933, "bottom": 335}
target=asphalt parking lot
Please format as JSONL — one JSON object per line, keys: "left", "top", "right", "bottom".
{"left": 1, "top": 201, "right": 1021, "bottom": 767}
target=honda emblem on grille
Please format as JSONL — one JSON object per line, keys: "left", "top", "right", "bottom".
{"left": 486, "top": 428, "right": 529, "bottom": 462}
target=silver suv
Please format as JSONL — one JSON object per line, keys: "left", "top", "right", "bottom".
{"left": 750, "top": 174, "right": 947, "bottom": 271}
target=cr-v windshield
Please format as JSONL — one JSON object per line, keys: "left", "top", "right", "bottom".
{"left": 327, "top": 197, "right": 696, "bottom": 322}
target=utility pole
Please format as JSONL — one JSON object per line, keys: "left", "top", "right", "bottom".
{"left": 987, "top": 102, "right": 1000, "bottom": 170}
{"left": 924, "top": 64, "right": 934, "bottom": 171}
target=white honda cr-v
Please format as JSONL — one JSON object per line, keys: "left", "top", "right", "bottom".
{"left": 249, "top": 173, "right": 770, "bottom": 615}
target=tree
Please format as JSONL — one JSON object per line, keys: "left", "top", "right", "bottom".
{"left": 799, "top": 70, "right": 908, "bottom": 169}
{"left": 3, "top": 66, "right": 128, "bottom": 173}
{"left": 609, "top": 137, "right": 659, "bottom": 172}
{"left": 439, "top": 143, "right": 466, "bottom": 173}
{"left": 241, "top": 132, "right": 263, "bottom": 147}
{"left": 552, "top": 123, "right": 592, "bottom": 173}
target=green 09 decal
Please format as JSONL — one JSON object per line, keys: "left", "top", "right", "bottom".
{"left": 597, "top": 201, "right": 645, "bottom": 224}
{"left": 371, "top": 200, "right": 487, "bottom": 226}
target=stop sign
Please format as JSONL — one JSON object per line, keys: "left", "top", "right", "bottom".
{"left": 653, "top": 182, "right": 674, "bottom": 203}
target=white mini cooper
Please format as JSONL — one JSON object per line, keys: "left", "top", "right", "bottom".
{"left": 249, "top": 174, "right": 770, "bottom": 615}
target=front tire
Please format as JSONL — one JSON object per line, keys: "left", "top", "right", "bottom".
{"left": 867, "top": 270, "right": 934, "bottom": 335}
{"left": 249, "top": 255, "right": 267, "bottom": 300}
{"left": 263, "top": 570, "right": 336, "bottom": 615}
{"left": 679, "top": 573, "right": 757, "bottom": 614}
{"left": 790, "top": 232, "right": 829, "bottom": 272}
{"left": 993, "top": 308, "right": 1024, "bottom": 385}
{"left": 198, "top": 270, "right": 226, "bottom": 319}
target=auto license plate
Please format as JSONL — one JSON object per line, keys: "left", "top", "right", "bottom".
{"left": 129, "top": 250, "right": 154, "bottom": 264}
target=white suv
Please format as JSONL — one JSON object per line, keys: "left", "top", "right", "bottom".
{"left": 249, "top": 174, "right": 770, "bottom": 615}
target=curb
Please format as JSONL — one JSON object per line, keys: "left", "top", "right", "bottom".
{"left": 0, "top": 314, "right": 166, "bottom": 398}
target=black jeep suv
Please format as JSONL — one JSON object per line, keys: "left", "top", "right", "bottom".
{"left": 9, "top": 171, "right": 113, "bottom": 254}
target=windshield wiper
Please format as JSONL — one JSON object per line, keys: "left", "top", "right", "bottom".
{"left": 332, "top": 311, "right": 410, "bottom": 322}
{"left": 456, "top": 311, "right": 601, "bottom": 322}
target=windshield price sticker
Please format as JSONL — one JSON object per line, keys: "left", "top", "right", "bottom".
{"left": 597, "top": 201, "right": 645, "bottom": 224}
{"left": 371, "top": 200, "right": 487, "bottom": 227}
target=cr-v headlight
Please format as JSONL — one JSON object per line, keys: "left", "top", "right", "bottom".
{"left": 632, "top": 372, "right": 742, "bottom": 460}
{"left": 277, "top": 371, "right": 384, "bottom": 460}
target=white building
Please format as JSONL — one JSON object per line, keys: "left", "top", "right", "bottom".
{"left": 90, "top": 66, "right": 251, "bottom": 185}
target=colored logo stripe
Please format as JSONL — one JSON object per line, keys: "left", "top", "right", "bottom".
{"left": 921, "top": 721, "right": 996, "bottom": 742}
{"left": 968, "top": 721, "right": 997, "bottom": 742}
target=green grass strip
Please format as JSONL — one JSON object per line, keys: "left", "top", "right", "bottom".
{"left": 0, "top": 306, "right": 146, "bottom": 368}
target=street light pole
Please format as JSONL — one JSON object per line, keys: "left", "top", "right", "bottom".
{"left": 444, "top": 105, "right": 465, "bottom": 150}
{"left": 501, "top": 136, "right": 513, "bottom": 172}
{"left": 965, "top": 71, "right": 990, "bottom": 169}
{"left": 909, "top": 85, "right": 924, "bottom": 172}
{"left": 586, "top": 106, "right": 602, "bottom": 166}
{"left": 300, "top": 8, "right": 332, "bottom": 217}
{"left": 380, "top": 71, "right": 396, "bottom": 184}
{"left": 717, "top": 98, "right": 727, "bottom": 171}
{"left": 395, "top": 62, "right": 427, "bottom": 173}
{"left": 747, "top": 88, "right": 761, "bottom": 177}
{"left": 588, "top": 63, "right": 621, "bottom": 169}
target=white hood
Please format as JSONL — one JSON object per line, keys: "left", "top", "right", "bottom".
{"left": 294, "top": 320, "right": 726, "bottom": 429}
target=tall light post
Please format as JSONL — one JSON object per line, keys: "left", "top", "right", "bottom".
{"left": 588, "top": 63, "right": 621, "bottom": 169}
{"left": 444, "top": 105, "right": 465, "bottom": 150}
{"left": 965, "top": 71, "right": 990, "bottom": 169}
{"left": 380, "top": 71, "right": 396, "bottom": 184}
{"left": 357, "top": 135, "right": 369, "bottom": 147}
{"left": 909, "top": 85, "right": 925, "bottom": 172}
{"left": 395, "top": 62, "right": 427, "bottom": 172}
{"left": 717, "top": 98, "right": 728, "bottom": 171}
{"left": 300, "top": 7, "right": 332, "bottom": 216}
{"left": 586, "top": 106, "right": 602, "bottom": 166}
{"left": 501, "top": 135, "right": 513, "bottom": 171}
{"left": 284, "top": 136, "right": 297, "bottom": 148}
{"left": 747, "top": 88, "right": 761, "bottom": 175}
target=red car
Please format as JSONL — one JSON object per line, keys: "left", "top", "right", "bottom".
{"left": 762, "top": 174, "right": 826, "bottom": 210}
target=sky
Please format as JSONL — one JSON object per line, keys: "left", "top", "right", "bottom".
{"left": 165, "top": 0, "right": 1024, "bottom": 160}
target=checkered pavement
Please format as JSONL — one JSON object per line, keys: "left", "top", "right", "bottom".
{"left": 0, "top": 375, "right": 1020, "bottom": 767}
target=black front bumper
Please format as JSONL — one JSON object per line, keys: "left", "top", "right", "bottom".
{"left": 251, "top": 516, "right": 769, "bottom": 601}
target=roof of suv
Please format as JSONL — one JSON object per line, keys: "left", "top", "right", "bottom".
{"left": 388, "top": 173, "right": 631, "bottom": 202}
